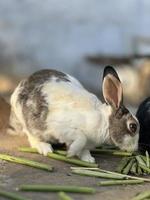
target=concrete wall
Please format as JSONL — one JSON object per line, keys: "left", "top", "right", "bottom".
{"left": 0, "top": 0, "right": 150, "bottom": 92}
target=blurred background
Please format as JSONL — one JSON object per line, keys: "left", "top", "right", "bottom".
{"left": 0, "top": 0, "right": 150, "bottom": 108}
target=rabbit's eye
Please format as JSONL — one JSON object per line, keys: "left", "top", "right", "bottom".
{"left": 129, "top": 123, "right": 137, "bottom": 133}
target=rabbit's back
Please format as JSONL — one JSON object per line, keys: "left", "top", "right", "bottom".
{"left": 10, "top": 69, "right": 102, "bottom": 139}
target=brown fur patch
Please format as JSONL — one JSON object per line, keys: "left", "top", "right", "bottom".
{"left": 28, "top": 69, "right": 70, "bottom": 85}
{"left": 17, "top": 69, "right": 70, "bottom": 134}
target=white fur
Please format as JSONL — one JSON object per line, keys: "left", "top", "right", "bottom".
{"left": 42, "top": 79, "right": 111, "bottom": 146}
{"left": 121, "top": 134, "right": 139, "bottom": 152}
{"left": 9, "top": 74, "right": 112, "bottom": 162}
{"left": 9, "top": 72, "right": 139, "bottom": 161}
{"left": 28, "top": 134, "right": 53, "bottom": 156}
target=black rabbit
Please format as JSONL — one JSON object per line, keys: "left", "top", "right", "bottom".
{"left": 136, "top": 97, "right": 150, "bottom": 153}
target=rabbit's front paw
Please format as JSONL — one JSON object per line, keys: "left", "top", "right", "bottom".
{"left": 33, "top": 142, "right": 53, "bottom": 156}
{"left": 79, "top": 150, "right": 95, "bottom": 163}
{"left": 28, "top": 134, "right": 53, "bottom": 156}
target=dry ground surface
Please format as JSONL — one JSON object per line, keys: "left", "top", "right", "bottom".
{"left": 0, "top": 96, "right": 148, "bottom": 200}
{"left": 0, "top": 133, "right": 150, "bottom": 200}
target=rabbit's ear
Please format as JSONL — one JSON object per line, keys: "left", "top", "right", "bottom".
{"left": 102, "top": 66, "right": 123, "bottom": 109}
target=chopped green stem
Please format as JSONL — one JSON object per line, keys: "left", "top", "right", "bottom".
{"left": 141, "top": 155, "right": 150, "bottom": 168}
{"left": 136, "top": 156, "right": 148, "bottom": 174}
{"left": 137, "top": 166, "right": 143, "bottom": 175}
{"left": 146, "top": 151, "right": 150, "bottom": 168}
{"left": 71, "top": 167, "right": 100, "bottom": 171}
{"left": 142, "top": 199, "right": 150, "bottom": 200}
{"left": 139, "top": 164, "right": 150, "bottom": 174}
{"left": 131, "top": 191, "right": 150, "bottom": 200}
{"left": 122, "top": 158, "right": 135, "bottom": 175}
{"left": 70, "top": 167, "right": 150, "bottom": 182}
{"left": 136, "top": 156, "right": 147, "bottom": 167}
{"left": 98, "top": 168, "right": 150, "bottom": 182}
{"left": 0, "top": 190, "right": 30, "bottom": 200}
{"left": 72, "top": 169, "right": 125, "bottom": 179}
{"left": 130, "top": 162, "right": 138, "bottom": 175}
{"left": 58, "top": 192, "right": 73, "bottom": 200}
{"left": 91, "top": 149, "right": 133, "bottom": 156}
{"left": 0, "top": 154, "right": 53, "bottom": 171}
{"left": 98, "top": 179, "right": 143, "bottom": 186}
{"left": 19, "top": 147, "right": 98, "bottom": 168}
{"left": 116, "top": 157, "right": 132, "bottom": 173}
{"left": 54, "top": 150, "right": 67, "bottom": 156}
{"left": 19, "top": 185, "right": 96, "bottom": 194}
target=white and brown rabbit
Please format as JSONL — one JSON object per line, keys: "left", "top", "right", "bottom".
{"left": 8, "top": 66, "right": 139, "bottom": 163}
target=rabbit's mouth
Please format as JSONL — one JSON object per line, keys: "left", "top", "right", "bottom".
{"left": 110, "top": 133, "right": 139, "bottom": 152}
{"left": 121, "top": 144, "right": 138, "bottom": 152}
{"left": 120, "top": 134, "right": 139, "bottom": 152}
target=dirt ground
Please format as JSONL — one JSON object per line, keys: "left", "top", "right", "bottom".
{"left": 0, "top": 132, "right": 149, "bottom": 200}
{"left": 0, "top": 97, "right": 149, "bottom": 200}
